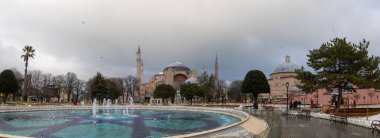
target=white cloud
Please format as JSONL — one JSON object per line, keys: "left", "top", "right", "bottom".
{"left": 0, "top": 0, "right": 379, "bottom": 80}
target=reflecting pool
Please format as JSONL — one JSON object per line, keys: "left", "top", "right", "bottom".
{"left": 0, "top": 109, "right": 240, "bottom": 138}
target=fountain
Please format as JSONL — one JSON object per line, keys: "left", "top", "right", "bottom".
{"left": 102, "top": 98, "right": 107, "bottom": 113}
{"left": 129, "top": 97, "right": 134, "bottom": 105}
{"left": 124, "top": 106, "right": 130, "bottom": 116}
{"left": 92, "top": 99, "right": 97, "bottom": 116}
{"left": 106, "top": 99, "right": 111, "bottom": 115}
{"left": 0, "top": 107, "right": 242, "bottom": 137}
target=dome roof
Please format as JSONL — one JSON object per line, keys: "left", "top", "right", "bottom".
{"left": 184, "top": 77, "right": 198, "bottom": 84}
{"left": 289, "top": 86, "right": 302, "bottom": 92}
{"left": 273, "top": 56, "right": 300, "bottom": 73}
{"left": 164, "top": 61, "right": 190, "bottom": 71}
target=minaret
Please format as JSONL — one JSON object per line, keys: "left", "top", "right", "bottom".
{"left": 136, "top": 46, "right": 143, "bottom": 84}
{"left": 202, "top": 65, "right": 206, "bottom": 76}
{"left": 214, "top": 54, "right": 219, "bottom": 86}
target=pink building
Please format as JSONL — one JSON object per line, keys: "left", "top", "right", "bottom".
{"left": 289, "top": 88, "right": 380, "bottom": 106}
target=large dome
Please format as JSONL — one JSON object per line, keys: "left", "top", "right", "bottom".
{"left": 273, "top": 56, "right": 300, "bottom": 73}
{"left": 164, "top": 61, "right": 190, "bottom": 71}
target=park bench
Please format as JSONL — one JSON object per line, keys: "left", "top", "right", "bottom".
{"left": 297, "top": 108, "right": 311, "bottom": 117}
{"left": 371, "top": 120, "right": 380, "bottom": 134}
{"left": 329, "top": 112, "right": 348, "bottom": 124}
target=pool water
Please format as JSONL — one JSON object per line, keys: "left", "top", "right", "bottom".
{"left": 0, "top": 109, "right": 240, "bottom": 138}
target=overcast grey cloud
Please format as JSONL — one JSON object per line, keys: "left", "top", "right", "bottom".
{"left": 1, "top": 0, "right": 380, "bottom": 82}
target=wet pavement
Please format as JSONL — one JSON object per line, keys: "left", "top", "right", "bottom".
{"left": 249, "top": 110, "right": 379, "bottom": 138}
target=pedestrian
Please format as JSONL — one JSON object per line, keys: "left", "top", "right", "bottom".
{"left": 293, "top": 101, "right": 298, "bottom": 109}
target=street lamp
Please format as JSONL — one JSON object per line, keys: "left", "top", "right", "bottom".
{"left": 286, "top": 82, "right": 289, "bottom": 112}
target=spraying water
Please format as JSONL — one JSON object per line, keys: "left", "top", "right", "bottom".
{"left": 92, "top": 99, "right": 97, "bottom": 116}
{"left": 103, "top": 98, "right": 107, "bottom": 113}
{"left": 125, "top": 106, "right": 129, "bottom": 116}
{"left": 106, "top": 99, "right": 111, "bottom": 114}
{"left": 129, "top": 97, "right": 134, "bottom": 105}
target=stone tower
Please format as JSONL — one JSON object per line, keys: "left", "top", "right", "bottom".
{"left": 214, "top": 54, "right": 219, "bottom": 86}
{"left": 136, "top": 46, "right": 144, "bottom": 84}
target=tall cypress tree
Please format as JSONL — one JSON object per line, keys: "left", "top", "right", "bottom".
{"left": 241, "top": 70, "right": 270, "bottom": 109}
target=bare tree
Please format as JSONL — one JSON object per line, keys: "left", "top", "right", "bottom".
{"left": 30, "top": 70, "right": 43, "bottom": 89}
{"left": 65, "top": 72, "right": 77, "bottom": 102}
{"left": 350, "top": 93, "right": 361, "bottom": 107}
{"left": 42, "top": 73, "right": 52, "bottom": 87}
{"left": 40, "top": 73, "right": 53, "bottom": 102}
{"left": 227, "top": 80, "right": 243, "bottom": 103}
{"left": 125, "top": 75, "right": 139, "bottom": 100}
{"left": 73, "top": 79, "right": 85, "bottom": 102}
{"left": 216, "top": 80, "right": 227, "bottom": 103}
{"left": 52, "top": 75, "right": 65, "bottom": 102}
{"left": 109, "top": 77, "right": 125, "bottom": 103}
{"left": 29, "top": 70, "right": 43, "bottom": 99}
{"left": 368, "top": 91, "right": 375, "bottom": 104}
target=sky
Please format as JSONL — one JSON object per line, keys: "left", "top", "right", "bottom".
{"left": 1, "top": 0, "right": 380, "bottom": 83}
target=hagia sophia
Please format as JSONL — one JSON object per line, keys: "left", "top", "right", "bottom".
{"left": 135, "top": 47, "right": 218, "bottom": 103}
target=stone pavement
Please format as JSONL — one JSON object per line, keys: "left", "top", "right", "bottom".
{"left": 250, "top": 110, "right": 379, "bottom": 138}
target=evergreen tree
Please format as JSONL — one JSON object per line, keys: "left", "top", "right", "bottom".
{"left": 105, "top": 79, "right": 121, "bottom": 101}
{"left": 0, "top": 70, "right": 20, "bottom": 103}
{"left": 198, "top": 73, "right": 213, "bottom": 102}
{"left": 295, "top": 66, "right": 318, "bottom": 92}
{"left": 304, "top": 37, "right": 380, "bottom": 108}
{"left": 180, "top": 83, "right": 203, "bottom": 105}
{"left": 90, "top": 73, "right": 107, "bottom": 102}
{"left": 153, "top": 84, "right": 176, "bottom": 104}
{"left": 241, "top": 70, "right": 270, "bottom": 109}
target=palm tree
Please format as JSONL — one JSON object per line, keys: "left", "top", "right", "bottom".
{"left": 21, "top": 45, "right": 35, "bottom": 101}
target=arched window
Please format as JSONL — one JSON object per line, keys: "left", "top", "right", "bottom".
{"left": 174, "top": 74, "right": 187, "bottom": 83}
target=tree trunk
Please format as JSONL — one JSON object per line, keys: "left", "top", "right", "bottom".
{"left": 67, "top": 88, "right": 72, "bottom": 102}
{"left": 122, "top": 92, "right": 125, "bottom": 103}
{"left": 253, "top": 94, "right": 258, "bottom": 109}
{"left": 337, "top": 88, "right": 343, "bottom": 109}
{"left": 23, "top": 60, "right": 28, "bottom": 101}
{"left": 3, "top": 93, "right": 8, "bottom": 104}
{"left": 244, "top": 93, "right": 246, "bottom": 104}
{"left": 76, "top": 93, "right": 79, "bottom": 102}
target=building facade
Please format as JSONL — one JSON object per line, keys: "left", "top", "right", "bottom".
{"left": 260, "top": 56, "right": 301, "bottom": 101}
{"left": 136, "top": 47, "right": 219, "bottom": 103}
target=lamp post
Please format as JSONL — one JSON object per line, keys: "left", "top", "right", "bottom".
{"left": 286, "top": 82, "right": 289, "bottom": 112}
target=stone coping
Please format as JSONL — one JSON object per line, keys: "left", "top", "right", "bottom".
{"left": 0, "top": 105, "right": 261, "bottom": 138}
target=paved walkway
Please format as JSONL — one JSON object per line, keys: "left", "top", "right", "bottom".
{"left": 250, "top": 110, "right": 378, "bottom": 138}
{"left": 239, "top": 116, "right": 268, "bottom": 135}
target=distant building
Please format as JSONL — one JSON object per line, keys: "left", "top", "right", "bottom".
{"left": 260, "top": 56, "right": 301, "bottom": 101}
{"left": 136, "top": 47, "right": 218, "bottom": 103}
